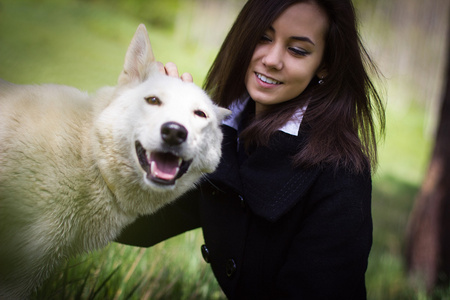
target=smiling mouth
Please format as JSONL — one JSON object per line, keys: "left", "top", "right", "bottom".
{"left": 256, "top": 72, "right": 282, "bottom": 85}
{"left": 135, "top": 141, "right": 192, "bottom": 186}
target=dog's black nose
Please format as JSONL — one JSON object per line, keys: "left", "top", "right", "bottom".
{"left": 161, "top": 122, "right": 188, "bottom": 145}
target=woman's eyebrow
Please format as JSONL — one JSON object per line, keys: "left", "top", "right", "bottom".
{"left": 291, "top": 36, "right": 315, "bottom": 46}
{"left": 268, "top": 26, "right": 315, "bottom": 46}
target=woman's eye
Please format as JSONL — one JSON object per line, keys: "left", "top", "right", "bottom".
{"left": 260, "top": 34, "right": 272, "bottom": 43}
{"left": 194, "top": 110, "right": 207, "bottom": 118}
{"left": 289, "top": 47, "right": 309, "bottom": 57}
{"left": 145, "top": 96, "right": 161, "bottom": 106}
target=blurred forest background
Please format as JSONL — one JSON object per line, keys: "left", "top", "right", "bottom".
{"left": 0, "top": 0, "right": 449, "bottom": 299}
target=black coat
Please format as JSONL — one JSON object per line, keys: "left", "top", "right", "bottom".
{"left": 117, "top": 125, "right": 373, "bottom": 300}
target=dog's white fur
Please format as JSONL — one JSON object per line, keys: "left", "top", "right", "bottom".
{"left": 0, "top": 24, "right": 230, "bottom": 299}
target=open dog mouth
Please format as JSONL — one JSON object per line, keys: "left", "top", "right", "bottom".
{"left": 135, "top": 141, "right": 192, "bottom": 186}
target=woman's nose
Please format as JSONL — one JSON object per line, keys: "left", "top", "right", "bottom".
{"left": 262, "top": 44, "right": 283, "bottom": 70}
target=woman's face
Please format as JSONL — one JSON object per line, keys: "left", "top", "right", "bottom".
{"left": 245, "top": 2, "right": 329, "bottom": 114}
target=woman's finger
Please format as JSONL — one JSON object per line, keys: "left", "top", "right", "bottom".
{"left": 164, "top": 62, "right": 179, "bottom": 78}
{"left": 156, "top": 61, "right": 165, "bottom": 75}
{"left": 180, "top": 72, "right": 194, "bottom": 83}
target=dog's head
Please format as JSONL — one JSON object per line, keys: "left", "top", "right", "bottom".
{"left": 94, "top": 25, "right": 230, "bottom": 214}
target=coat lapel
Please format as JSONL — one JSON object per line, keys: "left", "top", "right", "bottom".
{"left": 208, "top": 125, "right": 244, "bottom": 193}
{"left": 240, "top": 131, "right": 321, "bottom": 222}
{"left": 209, "top": 126, "right": 321, "bottom": 222}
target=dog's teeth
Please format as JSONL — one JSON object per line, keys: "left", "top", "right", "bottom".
{"left": 150, "top": 161, "right": 156, "bottom": 176}
{"left": 178, "top": 158, "right": 182, "bottom": 167}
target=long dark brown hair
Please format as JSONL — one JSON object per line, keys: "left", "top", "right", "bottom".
{"left": 204, "top": 0, "right": 385, "bottom": 174}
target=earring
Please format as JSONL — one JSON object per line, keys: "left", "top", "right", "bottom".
{"left": 318, "top": 76, "right": 324, "bottom": 85}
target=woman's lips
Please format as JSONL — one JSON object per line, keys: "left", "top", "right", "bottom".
{"left": 255, "top": 72, "right": 282, "bottom": 86}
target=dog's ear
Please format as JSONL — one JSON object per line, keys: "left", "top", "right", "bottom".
{"left": 214, "top": 106, "right": 232, "bottom": 122}
{"left": 118, "top": 24, "right": 157, "bottom": 86}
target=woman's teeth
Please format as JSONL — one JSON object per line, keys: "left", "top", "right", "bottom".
{"left": 256, "top": 73, "right": 281, "bottom": 85}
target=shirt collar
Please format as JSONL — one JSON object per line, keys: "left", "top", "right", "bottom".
{"left": 222, "top": 97, "right": 307, "bottom": 136}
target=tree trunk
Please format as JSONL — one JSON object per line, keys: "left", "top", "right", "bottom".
{"left": 405, "top": 24, "right": 450, "bottom": 292}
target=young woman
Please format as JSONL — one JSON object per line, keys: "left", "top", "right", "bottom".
{"left": 117, "top": 0, "right": 385, "bottom": 298}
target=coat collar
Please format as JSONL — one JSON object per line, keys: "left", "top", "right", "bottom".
{"left": 209, "top": 125, "right": 321, "bottom": 222}
{"left": 222, "top": 96, "right": 307, "bottom": 136}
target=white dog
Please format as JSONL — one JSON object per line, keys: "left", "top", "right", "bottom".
{"left": 0, "top": 24, "right": 230, "bottom": 299}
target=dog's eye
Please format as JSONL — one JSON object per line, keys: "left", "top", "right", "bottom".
{"left": 194, "top": 110, "right": 207, "bottom": 118}
{"left": 145, "top": 96, "right": 161, "bottom": 106}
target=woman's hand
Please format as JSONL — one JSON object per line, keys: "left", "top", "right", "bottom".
{"left": 156, "top": 61, "right": 193, "bottom": 83}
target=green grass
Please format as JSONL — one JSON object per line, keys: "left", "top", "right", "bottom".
{"left": 0, "top": 0, "right": 445, "bottom": 299}
{"left": 0, "top": 0, "right": 217, "bottom": 90}
{"left": 35, "top": 232, "right": 225, "bottom": 299}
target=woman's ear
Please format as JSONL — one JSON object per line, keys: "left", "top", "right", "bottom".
{"left": 316, "top": 66, "right": 328, "bottom": 79}
{"left": 315, "top": 66, "right": 328, "bottom": 85}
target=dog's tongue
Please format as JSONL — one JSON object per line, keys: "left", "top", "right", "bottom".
{"left": 150, "top": 152, "right": 180, "bottom": 181}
